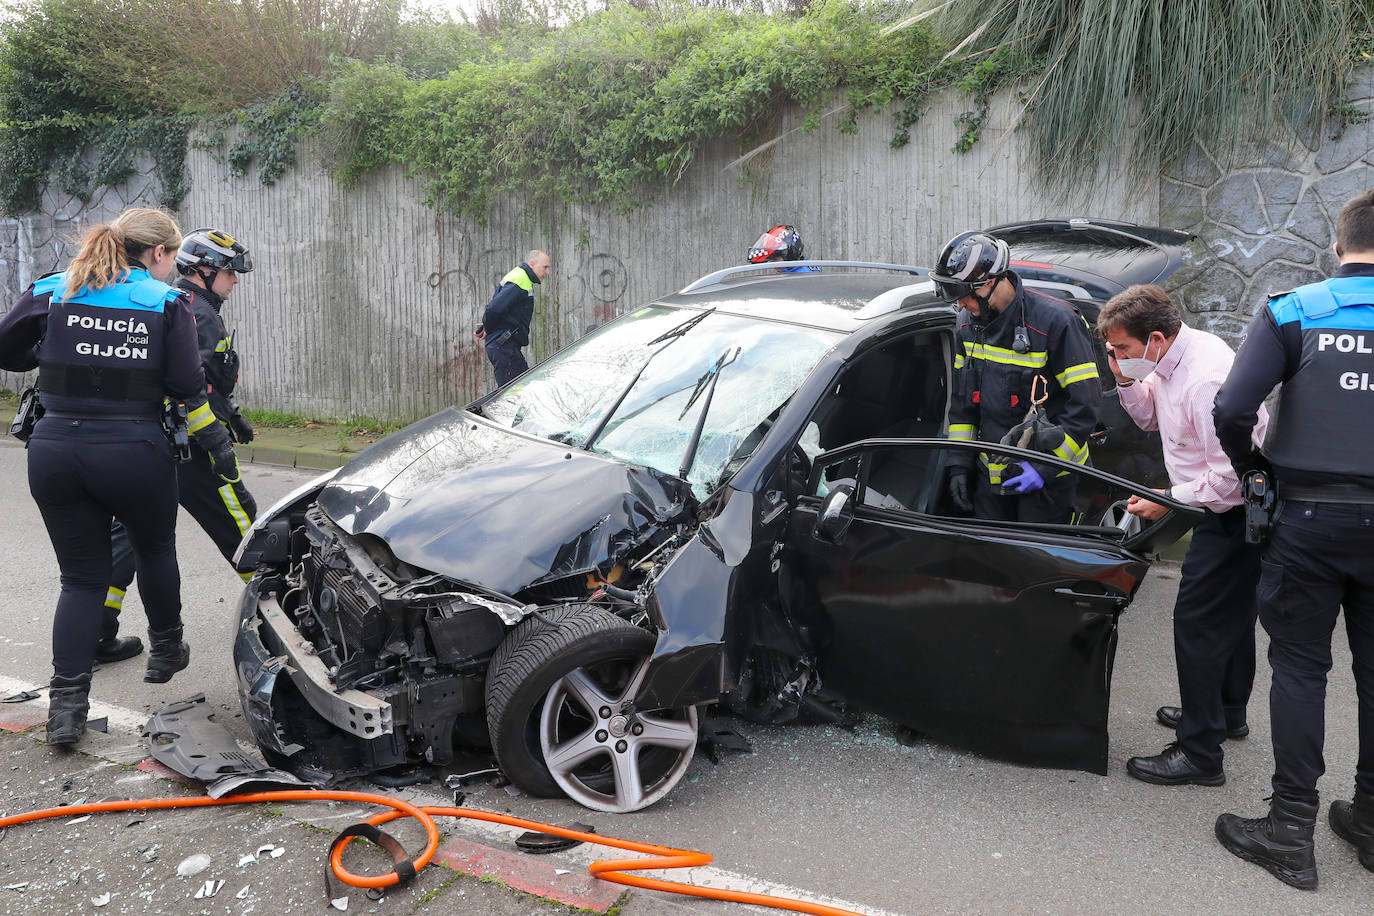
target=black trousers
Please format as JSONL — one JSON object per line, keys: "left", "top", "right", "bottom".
{"left": 972, "top": 468, "right": 1078, "bottom": 523}
{"left": 26, "top": 418, "right": 181, "bottom": 680}
{"left": 106, "top": 442, "right": 257, "bottom": 638}
{"left": 1173, "top": 506, "right": 1260, "bottom": 770}
{"left": 1258, "top": 500, "right": 1374, "bottom": 804}
{"left": 485, "top": 341, "right": 528, "bottom": 387}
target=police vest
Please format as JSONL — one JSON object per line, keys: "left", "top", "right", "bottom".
{"left": 33, "top": 269, "right": 179, "bottom": 415}
{"left": 1263, "top": 276, "right": 1374, "bottom": 476}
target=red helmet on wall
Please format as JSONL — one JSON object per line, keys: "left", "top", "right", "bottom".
{"left": 747, "top": 225, "right": 804, "bottom": 263}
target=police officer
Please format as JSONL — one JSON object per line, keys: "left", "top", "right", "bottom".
{"left": 98, "top": 229, "right": 259, "bottom": 663}
{"left": 474, "top": 250, "right": 551, "bottom": 387}
{"left": 931, "top": 232, "right": 1102, "bottom": 522}
{"left": 1213, "top": 190, "right": 1374, "bottom": 889}
{"left": 0, "top": 208, "right": 238, "bottom": 746}
{"left": 747, "top": 225, "right": 817, "bottom": 272}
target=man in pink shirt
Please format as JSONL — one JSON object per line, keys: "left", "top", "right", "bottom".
{"left": 1098, "top": 284, "right": 1269, "bottom": 786}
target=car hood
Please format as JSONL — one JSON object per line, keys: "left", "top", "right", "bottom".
{"left": 315, "top": 408, "right": 694, "bottom": 595}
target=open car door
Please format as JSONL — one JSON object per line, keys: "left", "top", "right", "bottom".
{"left": 782, "top": 438, "right": 1203, "bottom": 774}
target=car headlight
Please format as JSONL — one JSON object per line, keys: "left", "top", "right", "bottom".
{"left": 233, "top": 468, "right": 339, "bottom": 570}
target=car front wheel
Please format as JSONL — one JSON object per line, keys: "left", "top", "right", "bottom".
{"left": 485, "top": 605, "right": 699, "bottom": 813}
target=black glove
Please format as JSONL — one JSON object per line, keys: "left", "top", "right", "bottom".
{"left": 210, "top": 442, "right": 241, "bottom": 484}
{"left": 1232, "top": 448, "right": 1272, "bottom": 481}
{"left": 947, "top": 467, "right": 972, "bottom": 513}
{"left": 229, "top": 412, "right": 255, "bottom": 444}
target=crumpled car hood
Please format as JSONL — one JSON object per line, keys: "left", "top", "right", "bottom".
{"left": 316, "top": 408, "right": 693, "bottom": 595}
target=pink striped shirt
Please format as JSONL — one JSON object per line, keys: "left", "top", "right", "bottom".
{"left": 1117, "top": 323, "right": 1268, "bottom": 513}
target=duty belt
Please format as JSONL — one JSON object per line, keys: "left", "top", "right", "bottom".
{"left": 1278, "top": 483, "right": 1374, "bottom": 505}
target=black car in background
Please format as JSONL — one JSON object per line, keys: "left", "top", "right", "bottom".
{"left": 233, "top": 219, "right": 1199, "bottom": 812}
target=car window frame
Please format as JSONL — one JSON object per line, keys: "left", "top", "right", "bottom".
{"left": 802, "top": 436, "right": 1202, "bottom": 554}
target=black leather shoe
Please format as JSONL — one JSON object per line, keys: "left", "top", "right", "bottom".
{"left": 93, "top": 635, "right": 143, "bottom": 664}
{"left": 1126, "top": 742, "right": 1225, "bottom": 786}
{"left": 1155, "top": 705, "right": 1249, "bottom": 739}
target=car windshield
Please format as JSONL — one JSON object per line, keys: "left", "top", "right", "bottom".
{"left": 482, "top": 306, "right": 839, "bottom": 496}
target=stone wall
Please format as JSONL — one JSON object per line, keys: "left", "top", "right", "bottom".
{"left": 3, "top": 69, "right": 1370, "bottom": 423}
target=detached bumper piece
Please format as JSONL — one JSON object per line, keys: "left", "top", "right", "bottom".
{"left": 144, "top": 694, "right": 313, "bottom": 798}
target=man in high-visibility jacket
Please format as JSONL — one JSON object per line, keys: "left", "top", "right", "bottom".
{"left": 931, "top": 231, "right": 1102, "bottom": 522}
{"left": 474, "top": 250, "right": 551, "bottom": 387}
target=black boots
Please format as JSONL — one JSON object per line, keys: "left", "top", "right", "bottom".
{"left": 1216, "top": 795, "right": 1319, "bottom": 890}
{"left": 143, "top": 625, "right": 190, "bottom": 684}
{"left": 46, "top": 674, "right": 92, "bottom": 746}
{"left": 1330, "top": 789, "right": 1374, "bottom": 873}
{"left": 94, "top": 635, "right": 144, "bottom": 664}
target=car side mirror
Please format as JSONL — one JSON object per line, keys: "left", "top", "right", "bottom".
{"left": 813, "top": 485, "right": 855, "bottom": 544}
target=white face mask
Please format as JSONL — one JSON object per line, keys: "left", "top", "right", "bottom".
{"left": 1115, "top": 335, "right": 1161, "bottom": 381}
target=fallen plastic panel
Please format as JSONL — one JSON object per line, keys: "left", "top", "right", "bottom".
{"left": 144, "top": 694, "right": 313, "bottom": 798}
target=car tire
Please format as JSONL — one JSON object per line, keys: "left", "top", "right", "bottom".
{"left": 485, "top": 604, "right": 698, "bottom": 812}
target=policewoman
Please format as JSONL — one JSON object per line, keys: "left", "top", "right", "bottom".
{"left": 0, "top": 208, "right": 238, "bottom": 747}
{"left": 1213, "top": 189, "right": 1374, "bottom": 889}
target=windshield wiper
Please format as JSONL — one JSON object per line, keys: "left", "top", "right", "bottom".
{"left": 647, "top": 307, "right": 714, "bottom": 346}
{"left": 582, "top": 309, "right": 717, "bottom": 451}
{"left": 677, "top": 346, "right": 740, "bottom": 480}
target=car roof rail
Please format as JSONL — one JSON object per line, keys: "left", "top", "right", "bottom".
{"left": 679, "top": 261, "right": 929, "bottom": 294}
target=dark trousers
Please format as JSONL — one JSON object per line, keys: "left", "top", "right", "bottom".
{"left": 26, "top": 419, "right": 182, "bottom": 680}
{"left": 106, "top": 442, "right": 257, "bottom": 637}
{"left": 485, "top": 341, "right": 528, "bottom": 387}
{"left": 1173, "top": 506, "right": 1260, "bottom": 770}
{"left": 972, "top": 468, "right": 1078, "bottom": 523}
{"left": 1258, "top": 500, "right": 1374, "bottom": 804}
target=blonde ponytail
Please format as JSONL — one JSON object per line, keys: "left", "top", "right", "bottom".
{"left": 62, "top": 207, "right": 183, "bottom": 301}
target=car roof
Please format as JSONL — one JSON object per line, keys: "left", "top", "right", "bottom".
{"left": 653, "top": 262, "right": 948, "bottom": 333}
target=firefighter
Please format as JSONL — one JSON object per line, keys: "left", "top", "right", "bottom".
{"left": 931, "top": 231, "right": 1102, "bottom": 522}
{"left": 100, "top": 229, "right": 259, "bottom": 665}
{"left": 0, "top": 208, "right": 238, "bottom": 745}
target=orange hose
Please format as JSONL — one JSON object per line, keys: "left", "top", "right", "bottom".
{"left": 0, "top": 789, "right": 864, "bottom": 916}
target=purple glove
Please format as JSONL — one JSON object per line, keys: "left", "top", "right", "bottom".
{"left": 1002, "top": 461, "right": 1044, "bottom": 494}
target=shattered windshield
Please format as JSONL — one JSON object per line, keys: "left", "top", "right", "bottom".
{"left": 482, "top": 306, "right": 839, "bottom": 496}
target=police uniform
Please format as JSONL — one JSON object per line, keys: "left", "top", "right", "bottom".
{"left": 480, "top": 264, "right": 540, "bottom": 387}
{"left": 947, "top": 273, "right": 1103, "bottom": 521}
{"left": 105, "top": 276, "right": 257, "bottom": 634}
{"left": 0, "top": 267, "right": 231, "bottom": 684}
{"left": 1213, "top": 263, "right": 1374, "bottom": 884}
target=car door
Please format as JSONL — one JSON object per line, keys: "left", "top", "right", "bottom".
{"left": 781, "top": 437, "right": 1202, "bottom": 775}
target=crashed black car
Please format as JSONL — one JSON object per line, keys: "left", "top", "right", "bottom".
{"left": 234, "top": 219, "right": 1200, "bottom": 812}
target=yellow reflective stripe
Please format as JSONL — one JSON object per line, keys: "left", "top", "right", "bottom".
{"left": 948, "top": 424, "right": 977, "bottom": 441}
{"left": 1051, "top": 432, "right": 1090, "bottom": 465}
{"left": 979, "top": 452, "right": 1008, "bottom": 484}
{"left": 187, "top": 403, "right": 216, "bottom": 433}
{"left": 239, "top": 570, "right": 254, "bottom": 583}
{"left": 104, "top": 586, "right": 125, "bottom": 610}
{"left": 214, "top": 337, "right": 230, "bottom": 352}
{"left": 1056, "top": 362, "right": 1100, "bottom": 386}
{"left": 219, "top": 483, "right": 252, "bottom": 536}
{"left": 962, "top": 341, "right": 1048, "bottom": 369}
{"left": 953, "top": 353, "right": 965, "bottom": 369}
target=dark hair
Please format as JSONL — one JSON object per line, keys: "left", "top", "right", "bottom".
{"left": 1097, "top": 284, "right": 1182, "bottom": 342}
{"left": 1336, "top": 190, "right": 1374, "bottom": 256}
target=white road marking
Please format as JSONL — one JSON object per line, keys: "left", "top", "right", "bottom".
{"left": 0, "top": 675, "right": 901, "bottom": 916}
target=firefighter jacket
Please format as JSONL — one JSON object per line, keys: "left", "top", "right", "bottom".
{"left": 947, "top": 273, "right": 1103, "bottom": 483}
{"left": 1214, "top": 264, "right": 1374, "bottom": 495}
{"left": 481, "top": 264, "right": 539, "bottom": 348}
{"left": 0, "top": 268, "right": 230, "bottom": 453}
{"left": 175, "top": 278, "right": 250, "bottom": 441}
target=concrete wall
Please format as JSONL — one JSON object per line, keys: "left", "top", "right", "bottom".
{"left": 3, "top": 69, "right": 1370, "bottom": 422}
